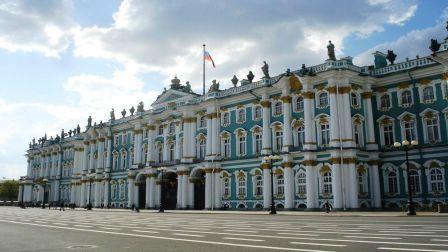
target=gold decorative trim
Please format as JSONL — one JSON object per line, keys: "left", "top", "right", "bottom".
{"left": 302, "top": 160, "right": 317, "bottom": 166}
{"left": 419, "top": 79, "right": 432, "bottom": 85}
{"left": 283, "top": 161, "right": 294, "bottom": 168}
{"left": 280, "top": 95, "right": 292, "bottom": 103}
{"left": 260, "top": 100, "right": 271, "bottom": 108}
{"left": 302, "top": 91, "right": 315, "bottom": 99}
{"left": 361, "top": 92, "right": 373, "bottom": 99}
{"left": 260, "top": 163, "right": 270, "bottom": 169}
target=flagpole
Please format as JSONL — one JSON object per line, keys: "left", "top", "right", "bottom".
{"left": 203, "top": 44, "right": 206, "bottom": 95}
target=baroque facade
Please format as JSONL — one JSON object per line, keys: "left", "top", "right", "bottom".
{"left": 19, "top": 35, "right": 448, "bottom": 211}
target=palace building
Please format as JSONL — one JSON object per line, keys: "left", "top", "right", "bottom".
{"left": 19, "top": 33, "right": 448, "bottom": 211}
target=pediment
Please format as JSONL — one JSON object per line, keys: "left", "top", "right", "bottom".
{"left": 151, "top": 89, "right": 198, "bottom": 107}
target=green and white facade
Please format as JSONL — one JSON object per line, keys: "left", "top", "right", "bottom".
{"left": 19, "top": 37, "right": 448, "bottom": 211}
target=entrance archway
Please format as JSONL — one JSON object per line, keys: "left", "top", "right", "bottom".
{"left": 161, "top": 171, "right": 177, "bottom": 210}
{"left": 191, "top": 169, "right": 205, "bottom": 210}
{"left": 137, "top": 175, "right": 146, "bottom": 208}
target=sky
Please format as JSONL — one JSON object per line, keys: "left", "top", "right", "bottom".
{"left": 0, "top": 0, "right": 447, "bottom": 179}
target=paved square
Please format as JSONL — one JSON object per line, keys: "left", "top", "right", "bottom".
{"left": 1, "top": 207, "right": 448, "bottom": 252}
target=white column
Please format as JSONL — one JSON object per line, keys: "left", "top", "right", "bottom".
{"left": 303, "top": 92, "right": 316, "bottom": 150}
{"left": 188, "top": 179, "right": 194, "bottom": 208}
{"left": 127, "top": 176, "right": 134, "bottom": 208}
{"left": 106, "top": 137, "right": 112, "bottom": 171}
{"left": 371, "top": 161, "right": 381, "bottom": 208}
{"left": 162, "top": 125, "right": 168, "bottom": 162}
{"left": 147, "top": 125, "right": 156, "bottom": 163}
{"left": 181, "top": 174, "right": 188, "bottom": 208}
{"left": 89, "top": 141, "right": 96, "bottom": 171}
{"left": 305, "top": 163, "right": 318, "bottom": 209}
{"left": 83, "top": 142, "right": 89, "bottom": 171}
{"left": 282, "top": 95, "right": 293, "bottom": 152}
{"left": 70, "top": 184, "right": 76, "bottom": 204}
{"left": 205, "top": 169, "right": 212, "bottom": 209}
{"left": 328, "top": 83, "right": 340, "bottom": 147}
{"left": 261, "top": 99, "right": 272, "bottom": 155}
{"left": 189, "top": 120, "right": 196, "bottom": 158}
{"left": 134, "top": 129, "right": 143, "bottom": 165}
{"left": 104, "top": 180, "right": 109, "bottom": 207}
{"left": 149, "top": 175, "right": 156, "bottom": 208}
{"left": 94, "top": 180, "right": 101, "bottom": 207}
{"left": 206, "top": 114, "right": 212, "bottom": 156}
{"left": 262, "top": 164, "right": 271, "bottom": 208}
{"left": 347, "top": 162, "right": 359, "bottom": 209}
{"left": 145, "top": 176, "right": 150, "bottom": 208}
{"left": 340, "top": 84, "right": 354, "bottom": 147}
{"left": 96, "top": 139, "right": 103, "bottom": 170}
{"left": 54, "top": 180, "right": 60, "bottom": 203}
{"left": 363, "top": 91, "right": 377, "bottom": 150}
{"left": 155, "top": 183, "right": 160, "bottom": 208}
{"left": 26, "top": 158, "right": 32, "bottom": 178}
{"left": 80, "top": 181, "right": 86, "bottom": 207}
{"left": 331, "top": 163, "right": 343, "bottom": 209}
{"left": 174, "top": 122, "right": 181, "bottom": 160}
{"left": 182, "top": 118, "right": 191, "bottom": 159}
{"left": 18, "top": 185, "right": 23, "bottom": 202}
{"left": 283, "top": 165, "right": 294, "bottom": 209}
{"left": 176, "top": 172, "right": 183, "bottom": 208}
{"left": 211, "top": 113, "right": 219, "bottom": 156}
{"left": 214, "top": 172, "right": 221, "bottom": 209}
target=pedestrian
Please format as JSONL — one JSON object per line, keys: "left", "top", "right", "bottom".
{"left": 324, "top": 201, "right": 331, "bottom": 213}
{"left": 59, "top": 202, "right": 65, "bottom": 211}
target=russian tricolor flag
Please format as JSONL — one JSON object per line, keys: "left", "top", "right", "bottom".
{"left": 204, "top": 51, "right": 216, "bottom": 68}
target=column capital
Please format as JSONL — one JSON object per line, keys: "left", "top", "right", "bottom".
{"left": 302, "top": 91, "right": 315, "bottom": 99}
{"left": 260, "top": 100, "right": 271, "bottom": 108}
{"left": 260, "top": 163, "right": 270, "bottom": 169}
{"left": 362, "top": 91, "right": 373, "bottom": 99}
{"left": 280, "top": 95, "right": 292, "bottom": 103}
{"left": 282, "top": 161, "right": 294, "bottom": 168}
{"left": 302, "top": 160, "right": 317, "bottom": 166}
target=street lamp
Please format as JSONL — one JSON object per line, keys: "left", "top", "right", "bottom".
{"left": 393, "top": 140, "right": 418, "bottom": 216}
{"left": 158, "top": 167, "right": 167, "bottom": 213}
{"left": 87, "top": 175, "right": 93, "bottom": 210}
{"left": 263, "top": 155, "right": 282, "bottom": 214}
{"left": 41, "top": 178, "right": 48, "bottom": 209}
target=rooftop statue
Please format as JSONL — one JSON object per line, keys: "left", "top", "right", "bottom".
{"left": 170, "top": 75, "right": 182, "bottom": 90}
{"left": 327, "top": 40, "right": 336, "bottom": 61}
{"left": 183, "top": 81, "right": 192, "bottom": 93}
{"left": 137, "top": 102, "right": 144, "bottom": 112}
{"left": 130, "top": 106, "right": 135, "bottom": 116}
{"left": 87, "top": 116, "right": 92, "bottom": 127}
{"left": 386, "top": 50, "right": 397, "bottom": 65}
{"left": 61, "top": 129, "right": 65, "bottom": 139}
{"left": 76, "top": 124, "right": 81, "bottom": 134}
{"left": 285, "top": 68, "right": 291, "bottom": 76}
{"left": 121, "top": 109, "right": 126, "bottom": 118}
{"left": 32, "top": 138, "right": 36, "bottom": 145}
{"left": 430, "top": 39, "right": 441, "bottom": 53}
{"left": 247, "top": 71, "right": 254, "bottom": 83}
{"left": 231, "top": 75, "right": 238, "bottom": 87}
{"left": 208, "top": 79, "right": 220, "bottom": 92}
{"left": 110, "top": 108, "right": 115, "bottom": 121}
{"left": 261, "top": 61, "right": 270, "bottom": 78}
{"left": 68, "top": 129, "right": 73, "bottom": 137}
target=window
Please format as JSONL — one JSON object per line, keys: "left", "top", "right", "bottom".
{"left": 297, "top": 172, "right": 306, "bottom": 194}
{"left": 318, "top": 92, "right": 328, "bottom": 108}
{"left": 169, "top": 122, "right": 175, "bottom": 134}
{"left": 274, "top": 102, "right": 282, "bottom": 116}
{"left": 296, "top": 126, "right": 305, "bottom": 149}
{"left": 408, "top": 170, "right": 420, "bottom": 193}
{"left": 323, "top": 171, "right": 332, "bottom": 193}
{"left": 168, "top": 143, "right": 175, "bottom": 161}
{"left": 425, "top": 118, "right": 440, "bottom": 143}
{"left": 223, "top": 138, "right": 230, "bottom": 158}
{"left": 143, "top": 129, "right": 148, "bottom": 139}
{"left": 401, "top": 90, "right": 412, "bottom": 106}
{"left": 157, "top": 146, "right": 163, "bottom": 163}
{"left": 199, "top": 116, "right": 206, "bottom": 128}
{"left": 296, "top": 96, "right": 304, "bottom": 112}
{"left": 223, "top": 112, "right": 230, "bottom": 125}
{"left": 179, "top": 139, "right": 183, "bottom": 159}
{"left": 119, "top": 182, "right": 125, "bottom": 200}
{"left": 351, "top": 92, "right": 359, "bottom": 107}
{"left": 113, "top": 155, "right": 118, "bottom": 171}
{"left": 143, "top": 147, "right": 148, "bottom": 164}
{"left": 237, "top": 135, "right": 246, "bottom": 156}
{"left": 222, "top": 177, "right": 230, "bottom": 197}
{"left": 158, "top": 125, "right": 163, "bottom": 135}
{"left": 130, "top": 149, "right": 134, "bottom": 166}
{"left": 238, "top": 176, "right": 246, "bottom": 196}
{"left": 422, "top": 86, "right": 435, "bottom": 103}
{"left": 382, "top": 124, "right": 394, "bottom": 146}
{"left": 320, "top": 123, "right": 330, "bottom": 146}
{"left": 387, "top": 171, "right": 398, "bottom": 193}
{"left": 403, "top": 121, "right": 416, "bottom": 141}
{"left": 237, "top": 109, "right": 246, "bottom": 123}
{"left": 254, "top": 106, "right": 262, "bottom": 120}
{"left": 254, "top": 133, "right": 262, "bottom": 154}
{"left": 276, "top": 175, "right": 284, "bottom": 195}
{"left": 353, "top": 123, "right": 363, "bottom": 147}
{"left": 254, "top": 175, "right": 263, "bottom": 196}
{"left": 120, "top": 152, "right": 126, "bottom": 170}
{"left": 358, "top": 172, "right": 365, "bottom": 193}
{"left": 274, "top": 131, "right": 283, "bottom": 152}
{"left": 430, "top": 169, "right": 444, "bottom": 192}
{"left": 380, "top": 94, "right": 391, "bottom": 110}
{"left": 122, "top": 134, "right": 127, "bottom": 145}
{"left": 198, "top": 138, "right": 206, "bottom": 159}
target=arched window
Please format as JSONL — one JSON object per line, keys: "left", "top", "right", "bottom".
{"left": 351, "top": 92, "right": 359, "bottom": 107}
{"left": 254, "top": 106, "right": 262, "bottom": 120}
{"left": 110, "top": 182, "right": 117, "bottom": 200}
{"left": 142, "top": 146, "right": 148, "bottom": 164}
{"left": 113, "top": 154, "right": 118, "bottom": 171}
{"left": 422, "top": 86, "right": 435, "bottom": 103}
{"left": 358, "top": 171, "right": 366, "bottom": 193}
{"left": 199, "top": 116, "right": 206, "bottom": 128}
{"left": 178, "top": 138, "right": 183, "bottom": 159}
{"left": 296, "top": 126, "right": 305, "bottom": 149}
{"left": 429, "top": 169, "right": 444, "bottom": 192}
{"left": 408, "top": 170, "right": 420, "bottom": 193}
{"left": 380, "top": 94, "right": 391, "bottom": 110}
{"left": 158, "top": 125, "right": 163, "bottom": 135}
{"left": 237, "top": 176, "right": 246, "bottom": 196}
{"left": 403, "top": 120, "right": 416, "bottom": 141}
{"left": 276, "top": 174, "right": 284, "bottom": 195}
{"left": 425, "top": 117, "right": 440, "bottom": 143}
{"left": 382, "top": 123, "right": 394, "bottom": 146}
{"left": 130, "top": 149, "right": 134, "bottom": 166}
{"left": 157, "top": 146, "right": 163, "bottom": 163}
{"left": 323, "top": 171, "right": 332, "bottom": 193}
{"left": 168, "top": 143, "right": 175, "bottom": 161}
{"left": 254, "top": 133, "right": 262, "bottom": 154}
{"left": 237, "top": 109, "right": 246, "bottom": 123}
{"left": 320, "top": 123, "right": 330, "bottom": 146}
{"left": 318, "top": 92, "right": 328, "bottom": 108}
{"left": 222, "top": 177, "right": 230, "bottom": 197}
{"left": 353, "top": 123, "right": 363, "bottom": 147}
{"left": 254, "top": 175, "right": 263, "bottom": 196}
{"left": 296, "top": 96, "right": 304, "bottom": 112}
{"left": 169, "top": 122, "right": 175, "bottom": 134}
{"left": 274, "top": 102, "right": 282, "bottom": 116}
{"left": 120, "top": 152, "right": 126, "bottom": 170}
{"left": 274, "top": 130, "right": 283, "bottom": 152}
{"left": 119, "top": 182, "right": 125, "bottom": 200}
{"left": 198, "top": 138, "right": 206, "bottom": 159}
{"left": 401, "top": 90, "right": 412, "bottom": 106}
{"left": 297, "top": 172, "right": 306, "bottom": 194}
{"left": 237, "top": 135, "right": 246, "bottom": 156}
{"left": 222, "top": 137, "right": 231, "bottom": 158}
{"left": 388, "top": 171, "right": 398, "bottom": 193}
{"left": 223, "top": 112, "right": 230, "bottom": 125}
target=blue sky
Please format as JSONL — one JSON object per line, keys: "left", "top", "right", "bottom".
{"left": 0, "top": 0, "right": 447, "bottom": 179}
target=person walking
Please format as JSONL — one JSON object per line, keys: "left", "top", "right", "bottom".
{"left": 324, "top": 201, "right": 331, "bottom": 213}
{"left": 59, "top": 202, "right": 65, "bottom": 211}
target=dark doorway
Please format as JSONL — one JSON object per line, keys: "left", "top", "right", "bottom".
{"left": 161, "top": 172, "right": 177, "bottom": 210}
{"left": 138, "top": 178, "right": 146, "bottom": 208}
{"left": 193, "top": 170, "right": 206, "bottom": 210}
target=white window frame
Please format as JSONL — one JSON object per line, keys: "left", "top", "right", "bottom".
{"left": 273, "top": 101, "right": 283, "bottom": 116}
{"left": 296, "top": 171, "right": 306, "bottom": 195}
{"left": 237, "top": 108, "right": 246, "bottom": 124}
{"left": 294, "top": 96, "right": 304, "bottom": 112}
{"left": 316, "top": 91, "right": 329, "bottom": 109}
{"left": 398, "top": 89, "right": 413, "bottom": 107}
{"left": 419, "top": 84, "right": 437, "bottom": 104}
{"left": 222, "top": 112, "right": 230, "bottom": 126}
{"left": 253, "top": 105, "right": 262, "bottom": 121}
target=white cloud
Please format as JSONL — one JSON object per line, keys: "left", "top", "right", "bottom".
{"left": 0, "top": 0, "right": 77, "bottom": 57}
